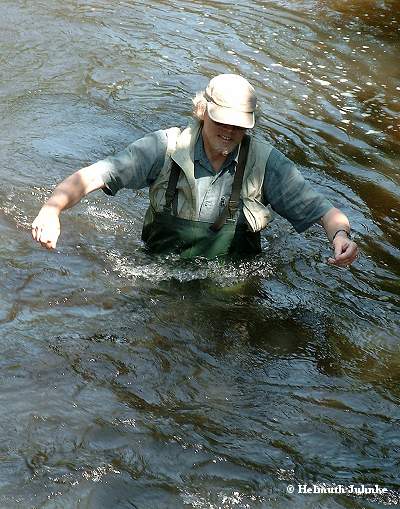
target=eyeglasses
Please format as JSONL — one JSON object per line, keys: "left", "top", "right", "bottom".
{"left": 209, "top": 118, "right": 246, "bottom": 131}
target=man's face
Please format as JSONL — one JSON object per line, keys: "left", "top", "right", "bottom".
{"left": 202, "top": 110, "right": 246, "bottom": 157}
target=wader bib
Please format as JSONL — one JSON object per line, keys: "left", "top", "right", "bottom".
{"left": 141, "top": 135, "right": 261, "bottom": 259}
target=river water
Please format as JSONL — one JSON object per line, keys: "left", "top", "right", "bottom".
{"left": 1, "top": 0, "right": 399, "bottom": 508}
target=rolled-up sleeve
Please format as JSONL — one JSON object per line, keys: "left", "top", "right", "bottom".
{"left": 96, "top": 129, "right": 168, "bottom": 196}
{"left": 263, "top": 148, "right": 333, "bottom": 233}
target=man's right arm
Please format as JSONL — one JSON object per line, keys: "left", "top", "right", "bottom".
{"left": 31, "top": 164, "right": 106, "bottom": 250}
{"left": 32, "top": 129, "right": 170, "bottom": 250}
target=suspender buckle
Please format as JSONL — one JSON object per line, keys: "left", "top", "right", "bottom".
{"left": 228, "top": 200, "right": 239, "bottom": 218}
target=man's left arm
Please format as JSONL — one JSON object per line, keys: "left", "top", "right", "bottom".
{"left": 264, "top": 148, "right": 359, "bottom": 267}
{"left": 319, "top": 207, "right": 358, "bottom": 267}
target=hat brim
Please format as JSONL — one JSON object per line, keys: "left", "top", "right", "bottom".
{"left": 207, "top": 102, "right": 255, "bottom": 129}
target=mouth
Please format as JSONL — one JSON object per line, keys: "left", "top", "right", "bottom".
{"left": 219, "top": 135, "right": 232, "bottom": 142}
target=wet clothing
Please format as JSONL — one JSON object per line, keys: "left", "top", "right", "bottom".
{"left": 94, "top": 122, "right": 333, "bottom": 257}
{"left": 141, "top": 134, "right": 262, "bottom": 258}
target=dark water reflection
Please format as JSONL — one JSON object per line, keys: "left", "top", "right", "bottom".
{"left": 0, "top": 0, "right": 399, "bottom": 508}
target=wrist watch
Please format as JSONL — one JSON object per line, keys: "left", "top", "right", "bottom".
{"left": 332, "top": 229, "right": 351, "bottom": 241}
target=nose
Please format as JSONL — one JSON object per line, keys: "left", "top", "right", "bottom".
{"left": 221, "top": 124, "right": 235, "bottom": 133}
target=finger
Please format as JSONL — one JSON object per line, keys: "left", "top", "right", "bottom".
{"left": 328, "top": 257, "right": 348, "bottom": 267}
{"left": 328, "top": 253, "right": 357, "bottom": 266}
{"left": 32, "top": 225, "right": 41, "bottom": 241}
{"left": 39, "top": 233, "right": 51, "bottom": 246}
{"left": 41, "top": 239, "right": 55, "bottom": 250}
{"left": 334, "top": 252, "right": 350, "bottom": 262}
{"left": 46, "top": 236, "right": 58, "bottom": 249}
{"left": 337, "top": 247, "right": 358, "bottom": 264}
{"left": 333, "top": 243, "right": 345, "bottom": 258}
{"left": 328, "top": 256, "right": 344, "bottom": 265}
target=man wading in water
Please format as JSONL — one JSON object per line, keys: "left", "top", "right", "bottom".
{"left": 32, "top": 74, "right": 358, "bottom": 264}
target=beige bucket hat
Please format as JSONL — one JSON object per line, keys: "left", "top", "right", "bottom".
{"left": 204, "top": 74, "right": 257, "bottom": 129}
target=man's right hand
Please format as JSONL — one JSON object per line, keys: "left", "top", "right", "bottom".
{"left": 32, "top": 208, "right": 61, "bottom": 250}
{"left": 30, "top": 164, "right": 107, "bottom": 250}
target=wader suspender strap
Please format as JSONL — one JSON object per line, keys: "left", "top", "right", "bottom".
{"left": 163, "top": 134, "right": 250, "bottom": 231}
{"left": 163, "top": 160, "right": 181, "bottom": 214}
{"left": 209, "top": 134, "right": 250, "bottom": 232}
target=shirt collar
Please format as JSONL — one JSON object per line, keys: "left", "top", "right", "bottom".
{"left": 195, "top": 129, "right": 239, "bottom": 174}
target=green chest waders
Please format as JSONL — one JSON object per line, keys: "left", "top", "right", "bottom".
{"left": 141, "top": 135, "right": 261, "bottom": 259}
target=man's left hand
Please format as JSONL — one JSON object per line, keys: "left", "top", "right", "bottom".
{"left": 328, "top": 235, "right": 359, "bottom": 267}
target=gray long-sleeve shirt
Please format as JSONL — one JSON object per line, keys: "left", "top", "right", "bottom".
{"left": 95, "top": 128, "right": 333, "bottom": 233}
